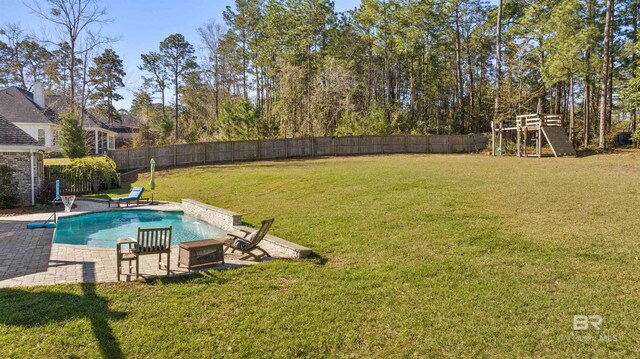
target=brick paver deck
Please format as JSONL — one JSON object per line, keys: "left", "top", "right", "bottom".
{"left": 0, "top": 200, "right": 286, "bottom": 288}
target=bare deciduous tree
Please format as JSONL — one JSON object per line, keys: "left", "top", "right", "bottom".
{"left": 26, "top": 0, "right": 110, "bottom": 105}
{"left": 198, "top": 20, "right": 225, "bottom": 123}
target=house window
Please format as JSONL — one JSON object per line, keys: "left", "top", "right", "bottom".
{"left": 37, "top": 129, "right": 45, "bottom": 146}
{"left": 52, "top": 129, "right": 59, "bottom": 146}
{"left": 108, "top": 135, "right": 115, "bottom": 150}
{"left": 96, "top": 131, "right": 102, "bottom": 154}
{"left": 101, "top": 132, "right": 108, "bottom": 153}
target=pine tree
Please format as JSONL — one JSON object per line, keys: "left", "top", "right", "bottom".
{"left": 89, "top": 48, "right": 126, "bottom": 125}
{"left": 139, "top": 51, "right": 168, "bottom": 116}
{"left": 159, "top": 34, "right": 198, "bottom": 141}
{"left": 598, "top": 0, "right": 614, "bottom": 149}
{"left": 59, "top": 111, "right": 88, "bottom": 158}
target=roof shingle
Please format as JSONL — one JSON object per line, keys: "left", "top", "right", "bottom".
{"left": 0, "top": 115, "right": 38, "bottom": 146}
{"left": 0, "top": 86, "right": 58, "bottom": 124}
{"left": 46, "top": 94, "right": 113, "bottom": 130}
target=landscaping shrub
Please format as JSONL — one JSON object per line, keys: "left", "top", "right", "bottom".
{"left": 65, "top": 156, "right": 120, "bottom": 192}
{"left": 0, "top": 165, "right": 19, "bottom": 209}
{"left": 35, "top": 179, "right": 56, "bottom": 205}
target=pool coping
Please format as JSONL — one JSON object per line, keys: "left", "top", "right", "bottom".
{"left": 52, "top": 209, "right": 224, "bottom": 248}
{"left": 54, "top": 208, "right": 184, "bottom": 220}
{"left": 46, "top": 201, "right": 182, "bottom": 249}
{"left": 181, "top": 199, "right": 312, "bottom": 258}
{"left": 53, "top": 198, "right": 312, "bottom": 259}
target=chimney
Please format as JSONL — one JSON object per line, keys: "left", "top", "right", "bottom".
{"left": 33, "top": 81, "right": 45, "bottom": 108}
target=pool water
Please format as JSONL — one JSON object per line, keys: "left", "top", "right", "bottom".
{"left": 53, "top": 210, "right": 224, "bottom": 248}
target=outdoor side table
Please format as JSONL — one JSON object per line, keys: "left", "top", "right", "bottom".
{"left": 178, "top": 238, "right": 225, "bottom": 272}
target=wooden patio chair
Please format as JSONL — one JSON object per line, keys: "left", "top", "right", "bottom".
{"left": 220, "top": 218, "right": 274, "bottom": 260}
{"left": 120, "top": 226, "right": 173, "bottom": 279}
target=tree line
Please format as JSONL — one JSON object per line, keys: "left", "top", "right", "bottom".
{"left": 1, "top": 0, "right": 638, "bottom": 150}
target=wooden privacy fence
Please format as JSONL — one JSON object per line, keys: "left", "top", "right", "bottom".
{"left": 107, "top": 134, "right": 489, "bottom": 171}
{"left": 44, "top": 165, "right": 93, "bottom": 194}
{"left": 44, "top": 165, "right": 121, "bottom": 194}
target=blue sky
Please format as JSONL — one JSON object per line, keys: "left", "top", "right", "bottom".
{"left": 0, "top": 0, "right": 362, "bottom": 109}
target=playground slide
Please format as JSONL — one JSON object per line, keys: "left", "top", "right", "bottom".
{"left": 541, "top": 127, "right": 577, "bottom": 157}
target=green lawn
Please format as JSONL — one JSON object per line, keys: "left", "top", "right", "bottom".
{"left": 2, "top": 152, "right": 640, "bottom": 357}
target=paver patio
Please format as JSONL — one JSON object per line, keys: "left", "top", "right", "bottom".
{"left": 0, "top": 200, "right": 287, "bottom": 288}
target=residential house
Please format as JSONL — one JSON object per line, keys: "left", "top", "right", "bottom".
{"left": 0, "top": 84, "right": 60, "bottom": 152}
{"left": 46, "top": 94, "right": 118, "bottom": 155}
{"left": 0, "top": 83, "right": 134, "bottom": 155}
{"left": 85, "top": 113, "right": 118, "bottom": 154}
{"left": 0, "top": 115, "right": 45, "bottom": 206}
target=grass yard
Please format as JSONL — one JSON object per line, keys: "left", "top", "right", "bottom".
{"left": 2, "top": 152, "right": 640, "bottom": 357}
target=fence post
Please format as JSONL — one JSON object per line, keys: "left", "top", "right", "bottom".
{"left": 358, "top": 136, "right": 361, "bottom": 155}
{"left": 491, "top": 122, "right": 496, "bottom": 156}
{"left": 126, "top": 149, "right": 130, "bottom": 172}
{"left": 381, "top": 136, "right": 385, "bottom": 154}
{"left": 334, "top": 137, "right": 337, "bottom": 156}
{"left": 231, "top": 141, "right": 235, "bottom": 162}
{"left": 257, "top": 139, "right": 262, "bottom": 160}
{"left": 284, "top": 138, "right": 288, "bottom": 158}
{"left": 448, "top": 136, "right": 452, "bottom": 153}
{"left": 146, "top": 146, "right": 150, "bottom": 169}
{"left": 309, "top": 137, "right": 313, "bottom": 158}
{"left": 173, "top": 145, "right": 177, "bottom": 167}
{"left": 203, "top": 143, "right": 207, "bottom": 164}
{"left": 404, "top": 134, "right": 409, "bottom": 153}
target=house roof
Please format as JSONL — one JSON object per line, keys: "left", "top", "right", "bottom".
{"left": 0, "top": 115, "right": 38, "bottom": 146}
{"left": 109, "top": 112, "right": 140, "bottom": 133}
{"left": 45, "top": 94, "right": 100, "bottom": 128}
{"left": 0, "top": 86, "right": 139, "bottom": 135}
{"left": 46, "top": 94, "right": 128, "bottom": 133}
{"left": 0, "top": 86, "right": 58, "bottom": 125}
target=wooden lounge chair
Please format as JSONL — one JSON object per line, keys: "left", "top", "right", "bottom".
{"left": 108, "top": 187, "right": 148, "bottom": 208}
{"left": 116, "top": 226, "right": 172, "bottom": 280}
{"left": 219, "top": 218, "right": 274, "bottom": 260}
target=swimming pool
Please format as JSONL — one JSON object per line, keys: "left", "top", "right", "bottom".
{"left": 53, "top": 210, "right": 224, "bottom": 248}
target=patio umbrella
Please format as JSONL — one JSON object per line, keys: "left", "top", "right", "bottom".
{"left": 149, "top": 158, "right": 156, "bottom": 204}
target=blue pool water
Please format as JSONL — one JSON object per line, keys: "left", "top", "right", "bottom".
{"left": 53, "top": 210, "right": 224, "bottom": 248}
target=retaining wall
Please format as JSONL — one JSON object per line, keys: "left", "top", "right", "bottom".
{"left": 181, "top": 199, "right": 311, "bottom": 259}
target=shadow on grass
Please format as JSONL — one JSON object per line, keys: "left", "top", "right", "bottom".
{"left": 576, "top": 148, "right": 621, "bottom": 157}
{"left": 306, "top": 253, "right": 328, "bottom": 265}
{"left": 0, "top": 264, "right": 126, "bottom": 359}
{"left": 143, "top": 267, "right": 233, "bottom": 286}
